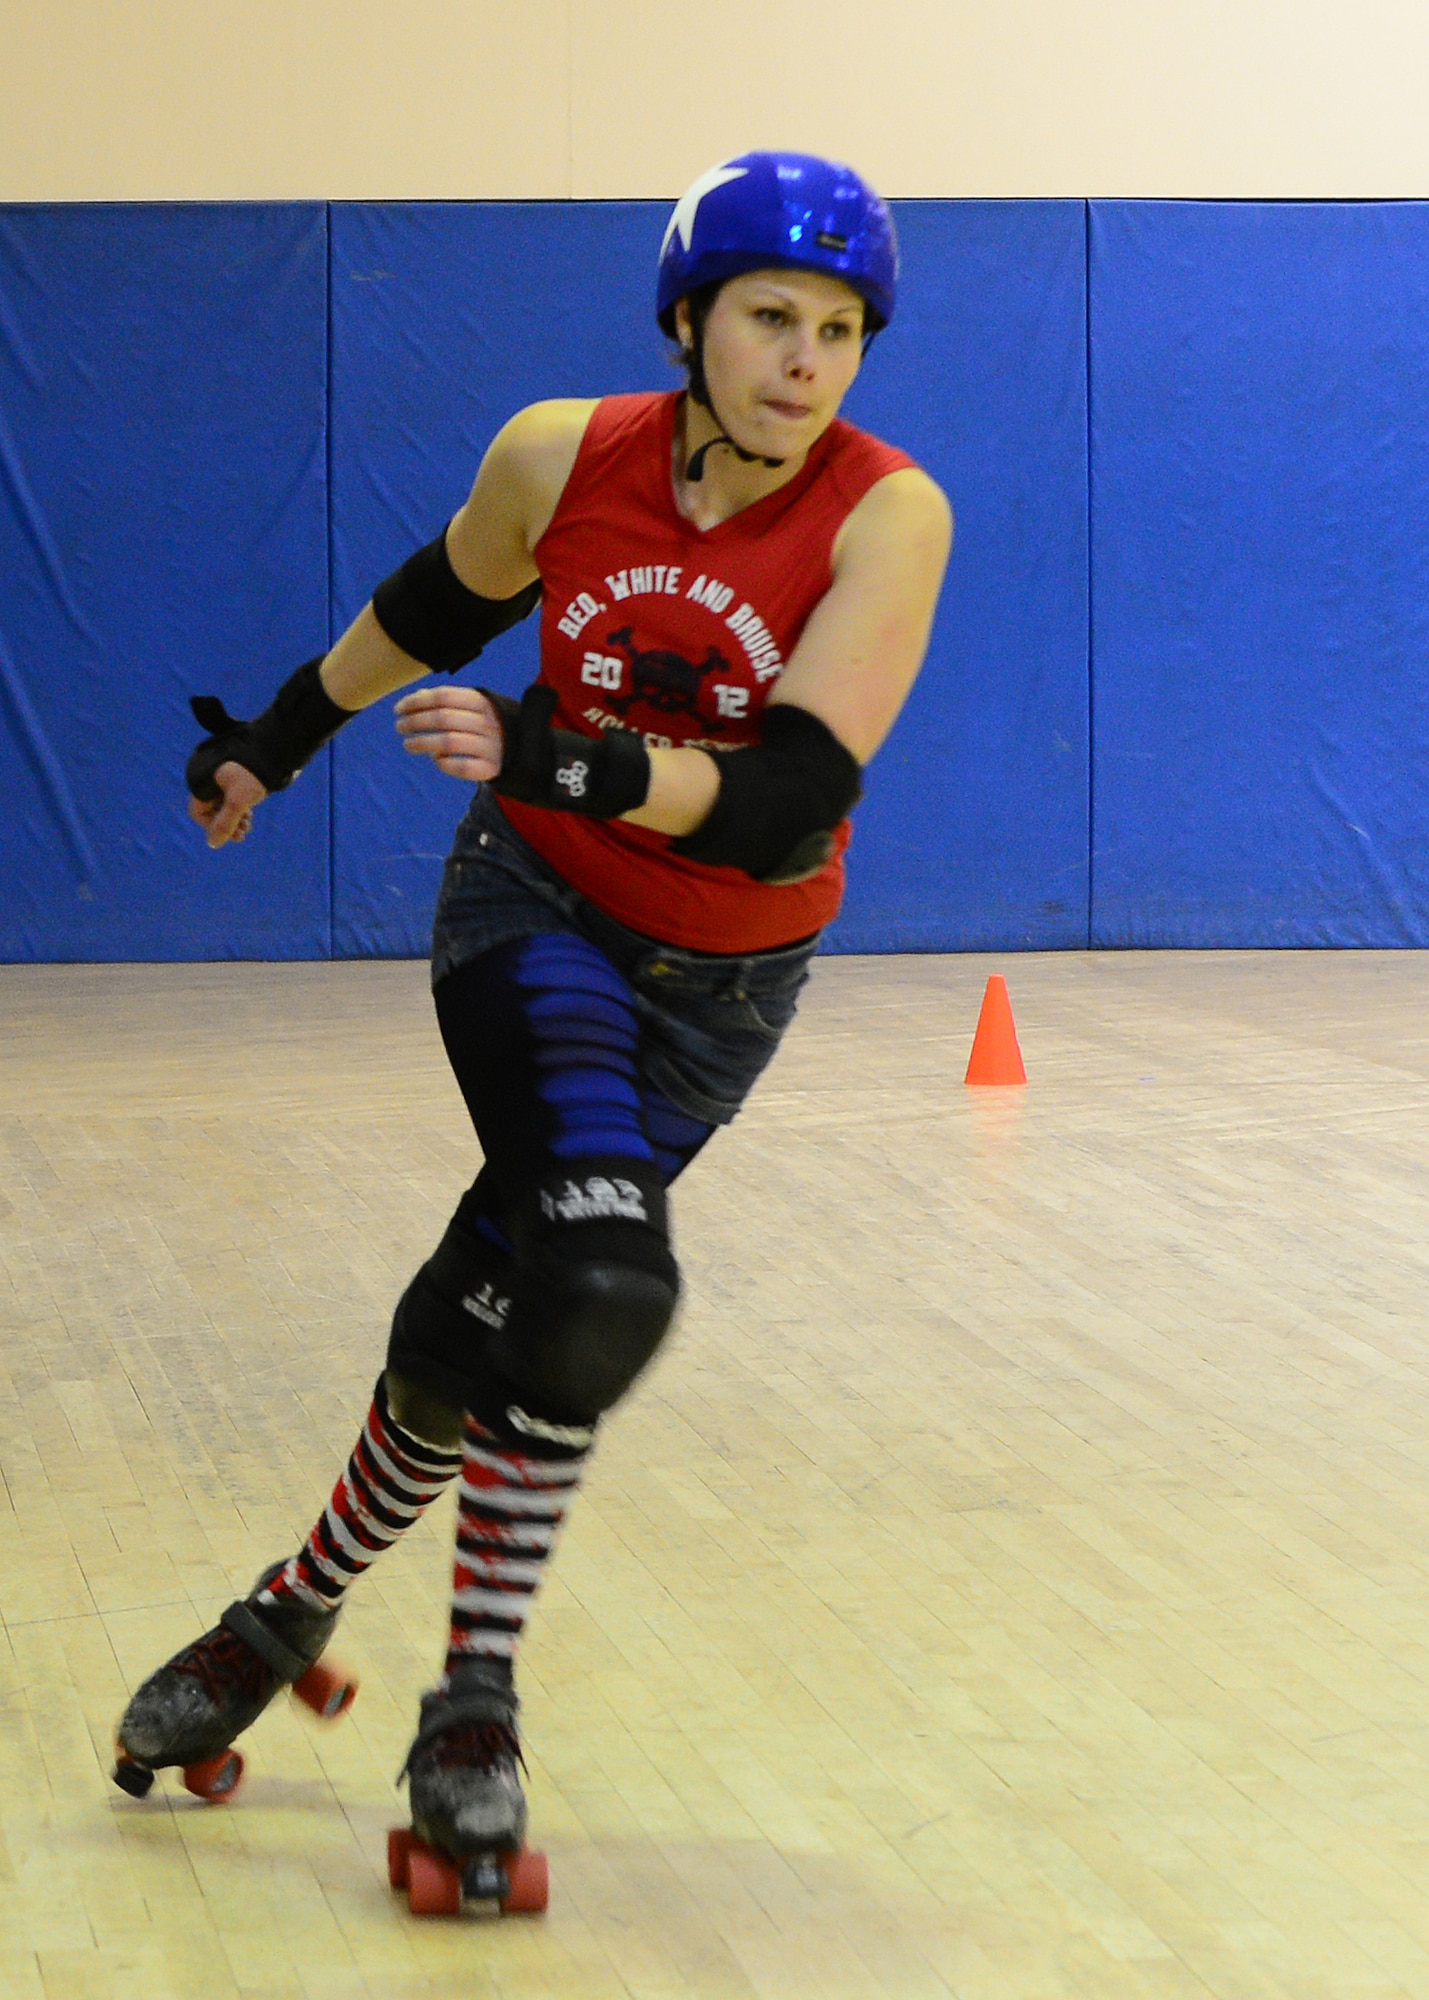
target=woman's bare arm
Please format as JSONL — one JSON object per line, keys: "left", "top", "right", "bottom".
{"left": 197, "top": 402, "right": 594, "bottom": 844}
{"left": 322, "top": 400, "right": 594, "bottom": 710}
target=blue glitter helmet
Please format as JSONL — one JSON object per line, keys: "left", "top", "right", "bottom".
{"left": 656, "top": 151, "right": 898, "bottom": 336}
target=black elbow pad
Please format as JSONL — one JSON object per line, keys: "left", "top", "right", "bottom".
{"left": 372, "top": 530, "right": 541, "bottom": 674}
{"left": 670, "top": 704, "right": 863, "bottom": 885}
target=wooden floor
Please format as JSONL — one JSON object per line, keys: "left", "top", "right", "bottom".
{"left": 6, "top": 951, "right": 1429, "bottom": 1999}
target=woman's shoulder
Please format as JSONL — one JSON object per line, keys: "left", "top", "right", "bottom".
{"left": 820, "top": 415, "right": 922, "bottom": 495}
{"left": 484, "top": 399, "right": 601, "bottom": 543}
{"left": 497, "top": 397, "right": 600, "bottom": 479}
{"left": 819, "top": 418, "right": 948, "bottom": 531}
{"left": 502, "top": 393, "right": 671, "bottom": 515}
{"left": 505, "top": 391, "right": 669, "bottom": 454}
{"left": 830, "top": 457, "right": 953, "bottom": 586}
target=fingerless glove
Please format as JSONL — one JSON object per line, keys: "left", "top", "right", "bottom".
{"left": 186, "top": 657, "right": 357, "bottom": 801}
{"left": 486, "top": 683, "right": 650, "bottom": 819}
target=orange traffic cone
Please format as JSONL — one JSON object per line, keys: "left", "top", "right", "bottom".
{"left": 964, "top": 975, "right": 1027, "bottom": 1086}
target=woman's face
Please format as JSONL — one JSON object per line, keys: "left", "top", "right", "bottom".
{"left": 678, "top": 268, "right": 866, "bottom": 462}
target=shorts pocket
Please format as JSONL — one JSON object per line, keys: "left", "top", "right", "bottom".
{"left": 733, "top": 963, "right": 811, "bottom": 1040}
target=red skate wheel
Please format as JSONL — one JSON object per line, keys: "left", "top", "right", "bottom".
{"left": 387, "top": 1826, "right": 414, "bottom": 1890}
{"left": 500, "top": 1847, "right": 549, "bottom": 1915}
{"left": 292, "top": 1659, "right": 358, "bottom": 1721}
{"left": 407, "top": 1843, "right": 461, "bottom": 1917}
{"left": 182, "top": 1749, "right": 244, "bottom": 1802}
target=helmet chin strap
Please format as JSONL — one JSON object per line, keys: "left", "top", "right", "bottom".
{"left": 681, "top": 335, "right": 785, "bottom": 483}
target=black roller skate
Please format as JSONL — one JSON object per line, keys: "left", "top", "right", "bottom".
{"left": 112, "top": 1561, "right": 358, "bottom": 1803}
{"left": 388, "top": 1660, "right": 548, "bottom": 1917}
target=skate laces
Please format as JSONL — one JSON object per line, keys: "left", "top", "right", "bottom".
{"left": 173, "top": 1628, "right": 274, "bottom": 1707}
{"left": 433, "top": 1718, "right": 525, "bottom": 1775}
{"left": 399, "top": 1701, "right": 526, "bottom": 1786}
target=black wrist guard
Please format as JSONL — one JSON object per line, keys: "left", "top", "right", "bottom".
{"left": 670, "top": 702, "right": 862, "bottom": 884}
{"left": 486, "top": 683, "right": 651, "bottom": 819}
{"left": 372, "top": 531, "right": 542, "bottom": 675}
{"left": 185, "top": 656, "right": 357, "bottom": 802}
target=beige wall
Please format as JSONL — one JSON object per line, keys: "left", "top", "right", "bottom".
{"left": 3, "top": 0, "right": 1429, "bottom": 200}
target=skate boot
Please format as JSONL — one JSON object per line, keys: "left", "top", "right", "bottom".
{"left": 403, "top": 1659, "right": 527, "bottom": 1854}
{"left": 112, "top": 1561, "right": 358, "bottom": 1803}
{"left": 389, "top": 1660, "right": 548, "bottom": 1916}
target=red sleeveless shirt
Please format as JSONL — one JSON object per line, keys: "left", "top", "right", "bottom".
{"left": 497, "top": 391, "right": 916, "bottom": 952}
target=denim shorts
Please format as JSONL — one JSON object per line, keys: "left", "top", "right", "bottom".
{"left": 430, "top": 787, "right": 819, "bottom": 1127}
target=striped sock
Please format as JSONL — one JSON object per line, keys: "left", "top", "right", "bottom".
{"left": 261, "top": 1379, "right": 461, "bottom": 1614}
{"left": 446, "top": 1414, "right": 589, "bottom": 1676}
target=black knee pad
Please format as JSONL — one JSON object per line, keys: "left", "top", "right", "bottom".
{"left": 386, "top": 1218, "right": 514, "bottom": 1412}
{"left": 494, "top": 1161, "right": 681, "bottom": 1421}
{"left": 494, "top": 1256, "right": 679, "bottom": 1421}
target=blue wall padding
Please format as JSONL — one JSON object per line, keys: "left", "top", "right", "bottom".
{"left": 14, "top": 199, "right": 1429, "bottom": 962}
{"left": 1091, "top": 201, "right": 1429, "bottom": 946}
{"left": 0, "top": 204, "right": 330, "bottom": 960}
{"left": 328, "top": 203, "right": 670, "bottom": 956}
{"left": 327, "top": 199, "right": 1090, "bottom": 956}
{"left": 830, "top": 201, "right": 1088, "bottom": 951}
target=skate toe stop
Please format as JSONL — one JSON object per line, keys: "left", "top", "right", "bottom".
{"left": 112, "top": 1755, "right": 155, "bottom": 1800}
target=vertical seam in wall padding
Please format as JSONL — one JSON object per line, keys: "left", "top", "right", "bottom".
{"left": 1083, "top": 199, "right": 1095, "bottom": 950}
{"left": 324, "top": 201, "right": 336, "bottom": 960}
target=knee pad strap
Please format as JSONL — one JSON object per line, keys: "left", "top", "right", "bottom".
{"left": 494, "top": 1156, "right": 681, "bottom": 1423}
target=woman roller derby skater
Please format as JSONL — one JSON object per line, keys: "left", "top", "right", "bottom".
{"left": 114, "top": 150, "right": 951, "bottom": 1909}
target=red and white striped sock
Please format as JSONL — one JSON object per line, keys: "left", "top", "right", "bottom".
{"left": 260, "top": 1379, "right": 461, "bottom": 1614}
{"left": 445, "top": 1414, "right": 589, "bottom": 1677}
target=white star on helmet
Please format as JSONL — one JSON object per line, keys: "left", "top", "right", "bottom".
{"left": 660, "top": 162, "right": 750, "bottom": 259}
